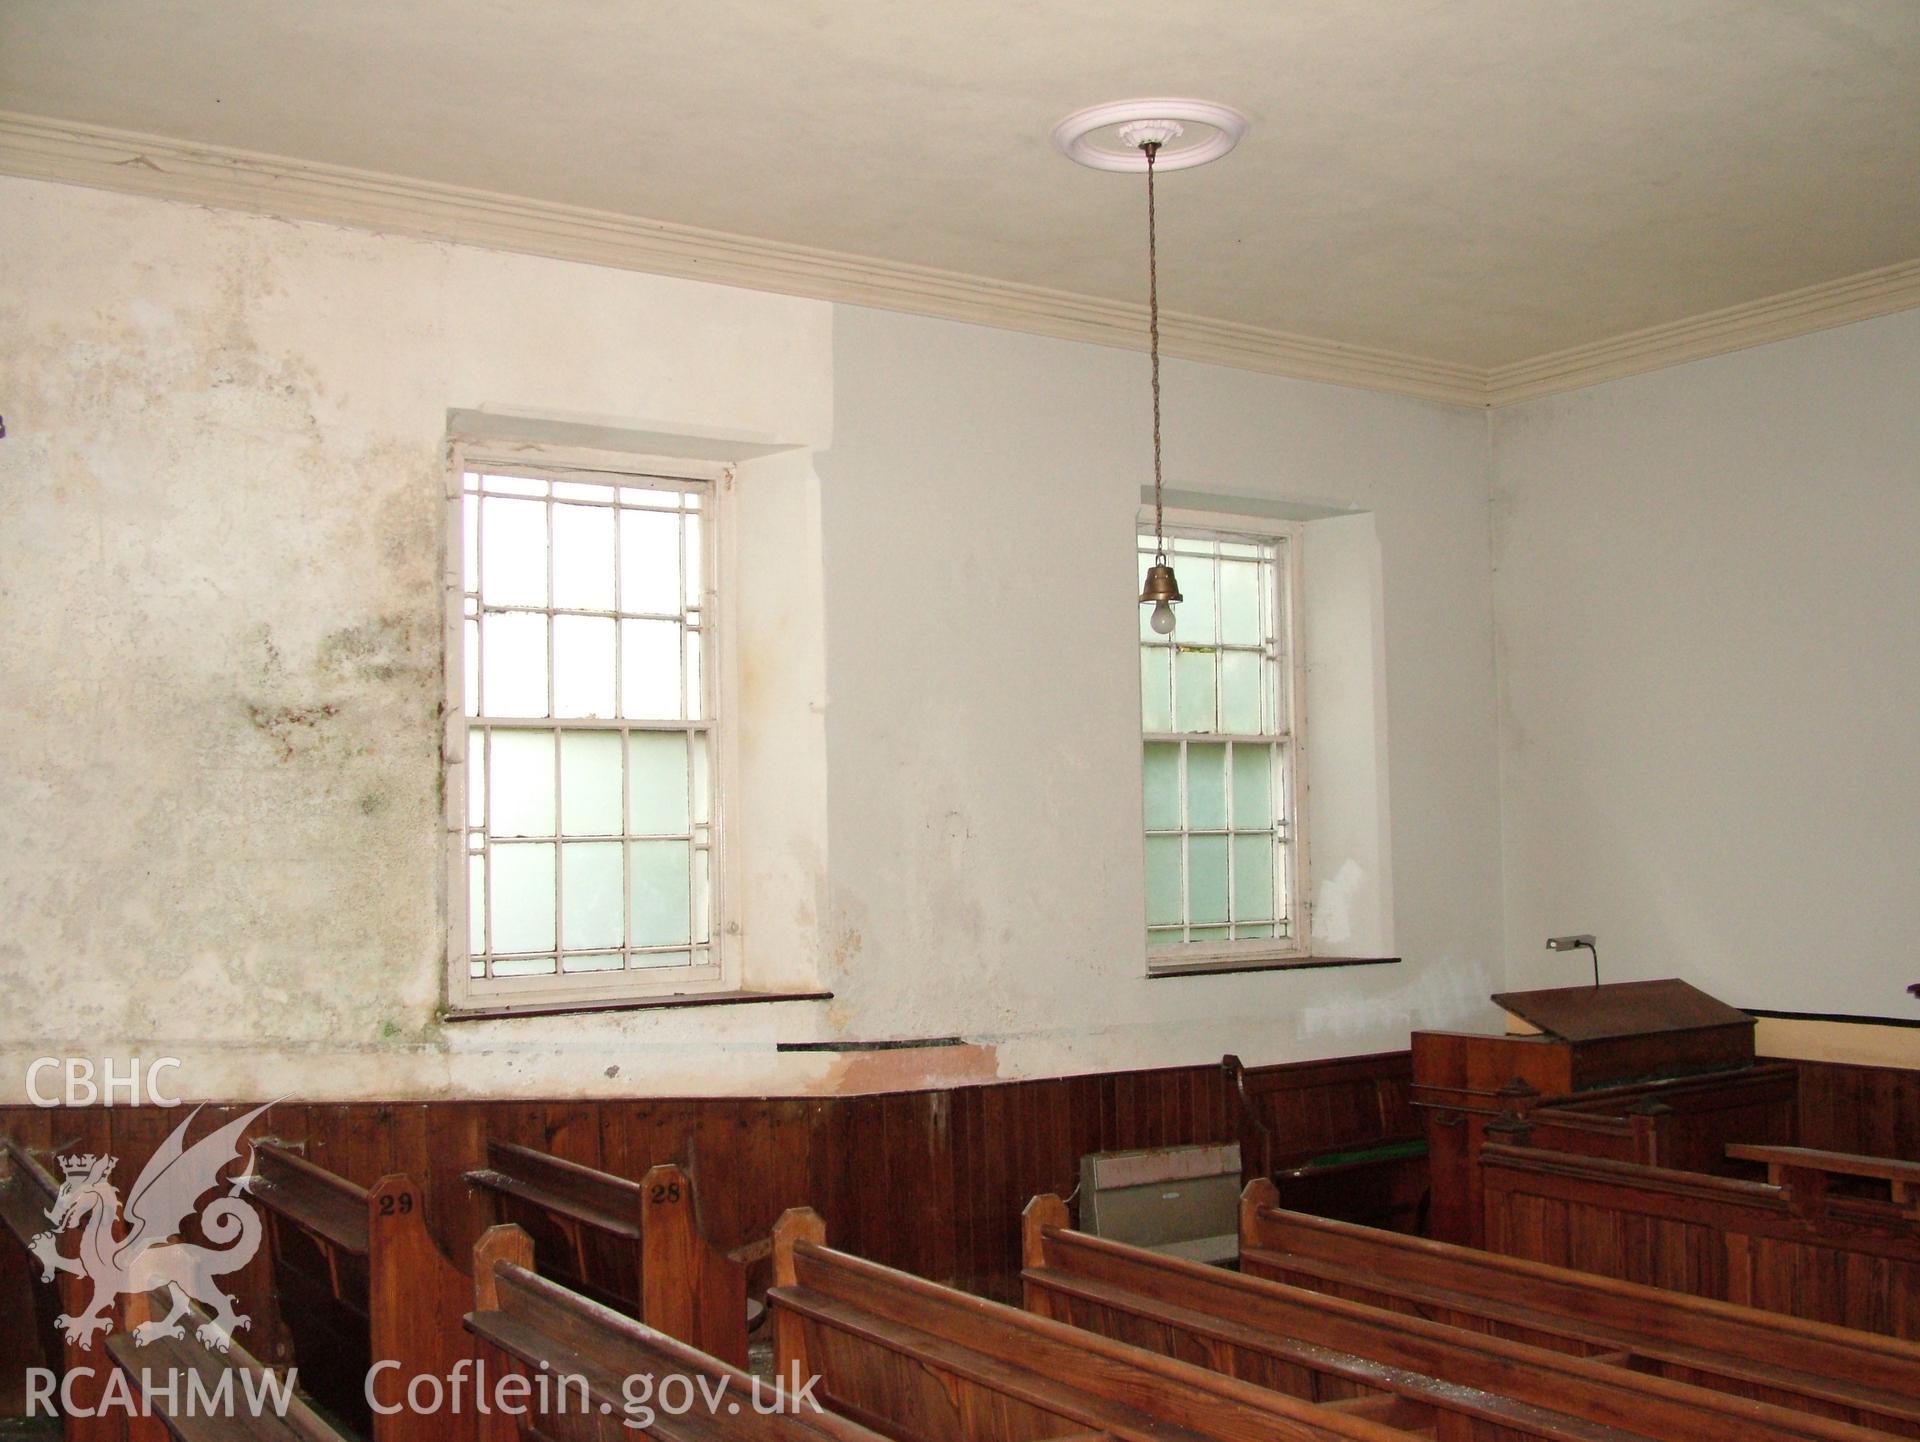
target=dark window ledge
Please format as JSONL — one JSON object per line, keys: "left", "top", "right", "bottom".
{"left": 443, "top": 988, "right": 833, "bottom": 1022}
{"left": 1148, "top": 956, "right": 1401, "bottom": 980}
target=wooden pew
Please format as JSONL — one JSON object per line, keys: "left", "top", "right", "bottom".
{"left": 251, "top": 1142, "right": 470, "bottom": 1441}
{"left": 462, "top": 1143, "right": 750, "bottom": 1366}
{"left": 1024, "top": 1193, "right": 1903, "bottom": 1442}
{"left": 463, "top": 1223, "right": 886, "bottom": 1442}
{"left": 1478, "top": 1141, "right": 1920, "bottom": 1339}
{"left": 768, "top": 1207, "right": 1416, "bottom": 1442}
{"left": 1241, "top": 1180, "right": 1920, "bottom": 1436}
{"left": 2, "top": 1136, "right": 123, "bottom": 1442}
{"left": 1727, "top": 1143, "right": 1920, "bottom": 1217}
{"left": 1518, "top": 1064, "right": 1799, "bottom": 1174}
{"left": 1221, "top": 1053, "right": 1428, "bottom": 1233}
{"left": 106, "top": 1286, "right": 350, "bottom": 1442}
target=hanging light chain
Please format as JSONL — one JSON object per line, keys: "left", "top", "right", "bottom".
{"left": 1146, "top": 139, "right": 1165, "bottom": 559}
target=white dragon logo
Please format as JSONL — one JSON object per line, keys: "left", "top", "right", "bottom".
{"left": 29, "top": 1101, "right": 275, "bottom": 1353}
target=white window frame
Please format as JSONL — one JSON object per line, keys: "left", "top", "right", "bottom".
{"left": 1140, "top": 507, "right": 1311, "bottom": 973}
{"left": 442, "top": 441, "right": 740, "bottom": 1013}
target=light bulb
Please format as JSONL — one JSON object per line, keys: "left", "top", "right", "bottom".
{"left": 1149, "top": 600, "right": 1176, "bottom": 635}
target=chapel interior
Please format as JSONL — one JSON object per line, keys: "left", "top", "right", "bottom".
{"left": 2, "top": 5, "right": 1918, "bottom": 1440}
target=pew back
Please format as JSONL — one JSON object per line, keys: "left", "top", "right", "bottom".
{"left": 1027, "top": 1194, "right": 1898, "bottom": 1442}
{"left": 464, "top": 1224, "right": 875, "bottom": 1442}
{"left": 1480, "top": 1142, "right": 1920, "bottom": 1339}
{"left": 769, "top": 1207, "right": 1412, "bottom": 1442}
{"left": 108, "top": 1286, "right": 349, "bottom": 1442}
{"left": 252, "top": 1143, "right": 470, "bottom": 1441}
{"left": 1242, "top": 1182, "right": 1920, "bottom": 1435}
{"left": 463, "top": 1146, "right": 749, "bottom": 1367}
{"left": 2, "top": 1136, "right": 121, "bottom": 1442}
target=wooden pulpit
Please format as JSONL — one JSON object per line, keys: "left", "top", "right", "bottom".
{"left": 1412, "top": 978, "right": 1761, "bottom": 1243}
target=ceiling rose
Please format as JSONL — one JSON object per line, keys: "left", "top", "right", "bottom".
{"left": 1052, "top": 98, "right": 1250, "bottom": 172}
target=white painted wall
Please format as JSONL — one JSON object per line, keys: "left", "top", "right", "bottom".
{"left": 0, "top": 177, "right": 1507, "bottom": 1100}
{"left": 1490, "top": 309, "right": 1920, "bottom": 1016}
{"left": 816, "top": 307, "right": 1505, "bottom": 1078}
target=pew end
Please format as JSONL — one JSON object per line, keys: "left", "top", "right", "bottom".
{"left": 1022, "top": 1193, "right": 1071, "bottom": 1270}
{"left": 472, "top": 1223, "right": 535, "bottom": 1311}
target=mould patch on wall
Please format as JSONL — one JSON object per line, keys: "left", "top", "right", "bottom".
{"left": 245, "top": 701, "right": 342, "bottom": 761}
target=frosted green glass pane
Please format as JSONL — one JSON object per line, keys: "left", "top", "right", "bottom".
{"left": 467, "top": 854, "right": 485, "bottom": 954}
{"left": 1141, "top": 743, "right": 1181, "bottom": 831}
{"left": 1220, "top": 652, "right": 1262, "bottom": 735}
{"left": 489, "top": 730, "right": 554, "bottom": 837}
{"left": 1140, "top": 647, "right": 1172, "bottom": 731}
{"left": 1235, "top": 923, "right": 1275, "bottom": 940}
{"left": 628, "top": 732, "right": 690, "bottom": 834}
{"left": 1190, "top": 925, "right": 1230, "bottom": 942}
{"left": 629, "top": 840, "right": 691, "bottom": 946}
{"left": 619, "top": 509, "right": 680, "bottom": 614}
{"left": 559, "top": 731, "right": 621, "bottom": 836}
{"left": 1219, "top": 561, "right": 1263, "bottom": 645}
{"left": 684, "top": 516, "right": 703, "bottom": 609}
{"left": 620, "top": 619, "right": 681, "bottom": 719}
{"left": 631, "top": 950, "right": 692, "bottom": 970}
{"left": 561, "top": 841, "right": 624, "bottom": 950}
{"left": 1266, "top": 655, "right": 1285, "bottom": 732}
{"left": 462, "top": 494, "right": 479, "bottom": 591}
{"left": 481, "top": 612, "right": 548, "bottom": 718}
{"left": 463, "top": 619, "right": 480, "bottom": 717}
{"left": 692, "top": 847, "right": 711, "bottom": 945}
{"left": 490, "top": 843, "right": 555, "bottom": 953}
{"left": 1232, "top": 745, "right": 1274, "bottom": 830}
{"left": 686, "top": 629, "right": 703, "bottom": 721}
{"left": 551, "top": 503, "right": 615, "bottom": 610}
{"left": 480, "top": 497, "right": 547, "bottom": 607}
{"left": 1175, "top": 650, "right": 1216, "bottom": 733}
{"left": 470, "top": 960, "right": 486, "bottom": 979}
{"left": 1145, "top": 836, "right": 1183, "bottom": 927}
{"left": 483, "top": 474, "right": 547, "bottom": 498}
{"left": 1189, "top": 834, "right": 1229, "bottom": 924}
{"left": 1233, "top": 833, "right": 1275, "bottom": 921}
{"left": 1179, "top": 556, "right": 1217, "bottom": 641}
{"left": 1187, "top": 743, "right": 1227, "bottom": 830}
{"left": 691, "top": 732, "right": 711, "bottom": 826}
{"left": 621, "top": 486, "right": 678, "bottom": 508}
{"left": 553, "top": 615, "right": 616, "bottom": 719}
{"left": 467, "top": 740, "right": 485, "bottom": 829}
{"left": 492, "top": 954, "right": 557, "bottom": 977}
{"left": 563, "top": 951, "right": 624, "bottom": 972}
{"left": 1147, "top": 927, "right": 1182, "bottom": 951}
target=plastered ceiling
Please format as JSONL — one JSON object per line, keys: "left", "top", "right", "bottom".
{"left": 3, "top": 0, "right": 1918, "bottom": 369}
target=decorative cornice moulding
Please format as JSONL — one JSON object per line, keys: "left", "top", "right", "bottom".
{"left": 3, "top": 110, "right": 1918, "bottom": 409}
{"left": 0, "top": 110, "right": 1482, "bottom": 406}
{"left": 1485, "top": 257, "right": 1920, "bottom": 406}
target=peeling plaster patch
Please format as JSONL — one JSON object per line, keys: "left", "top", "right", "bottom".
{"left": 1312, "top": 859, "right": 1364, "bottom": 944}
{"left": 830, "top": 1041, "right": 1001, "bottom": 1095}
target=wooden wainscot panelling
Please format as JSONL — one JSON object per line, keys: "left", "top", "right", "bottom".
{"left": 0, "top": 1048, "right": 1412, "bottom": 1391}
{"left": 1479, "top": 1141, "right": 1920, "bottom": 1340}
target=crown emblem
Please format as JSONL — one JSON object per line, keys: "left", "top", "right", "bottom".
{"left": 59, "top": 1154, "right": 111, "bottom": 1178}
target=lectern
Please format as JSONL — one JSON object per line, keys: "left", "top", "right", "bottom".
{"left": 1412, "top": 978, "right": 1759, "bottom": 1242}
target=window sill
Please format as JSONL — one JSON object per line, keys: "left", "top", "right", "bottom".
{"left": 442, "top": 988, "right": 833, "bottom": 1022}
{"left": 1147, "top": 955, "right": 1401, "bottom": 980}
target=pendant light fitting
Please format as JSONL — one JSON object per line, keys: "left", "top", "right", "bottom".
{"left": 1055, "top": 99, "right": 1247, "bottom": 638}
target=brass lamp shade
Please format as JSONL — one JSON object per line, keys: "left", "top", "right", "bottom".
{"left": 1139, "top": 561, "right": 1183, "bottom": 606}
